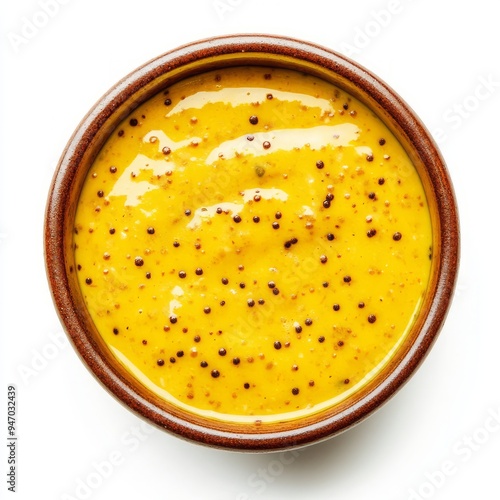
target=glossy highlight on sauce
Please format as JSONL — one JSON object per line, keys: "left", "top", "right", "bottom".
{"left": 73, "top": 66, "right": 433, "bottom": 424}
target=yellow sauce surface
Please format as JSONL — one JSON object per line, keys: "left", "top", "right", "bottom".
{"left": 73, "top": 66, "right": 432, "bottom": 423}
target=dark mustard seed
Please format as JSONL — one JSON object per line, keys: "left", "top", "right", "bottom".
{"left": 185, "top": 209, "right": 191, "bottom": 216}
{"left": 316, "top": 160, "right": 324, "bottom": 169}
{"left": 211, "top": 369, "right": 220, "bottom": 378}
{"left": 358, "top": 302, "right": 365, "bottom": 309}
{"left": 343, "top": 276, "right": 352, "bottom": 283}
{"left": 263, "top": 141, "right": 271, "bottom": 150}
{"left": 157, "top": 359, "right": 165, "bottom": 366}
{"left": 85, "top": 278, "right": 92, "bottom": 285}
{"left": 378, "top": 178, "right": 385, "bottom": 185}
{"left": 393, "top": 232, "right": 402, "bottom": 241}
{"left": 218, "top": 348, "right": 227, "bottom": 356}
{"left": 379, "top": 138, "right": 386, "bottom": 145}
{"left": 239, "top": 282, "right": 246, "bottom": 289}
{"left": 247, "top": 134, "right": 254, "bottom": 141}
{"left": 253, "top": 216, "right": 260, "bottom": 223}
{"left": 194, "top": 335, "right": 201, "bottom": 343}
{"left": 147, "top": 226, "right": 155, "bottom": 234}
{"left": 169, "top": 315, "right": 178, "bottom": 324}
{"left": 318, "top": 336, "right": 325, "bottom": 343}
{"left": 367, "top": 229, "right": 377, "bottom": 238}
{"left": 322, "top": 281, "right": 329, "bottom": 288}
{"left": 268, "top": 281, "right": 276, "bottom": 289}
{"left": 368, "top": 192, "right": 376, "bottom": 200}
{"left": 344, "top": 378, "right": 350, "bottom": 384}
{"left": 366, "top": 154, "right": 374, "bottom": 162}
{"left": 320, "top": 255, "right": 328, "bottom": 264}
{"left": 146, "top": 272, "right": 151, "bottom": 279}
{"left": 274, "top": 341, "right": 282, "bottom": 350}
{"left": 368, "top": 314, "right": 377, "bottom": 323}
{"left": 266, "top": 93, "right": 273, "bottom": 99}
{"left": 338, "top": 340, "right": 344, "bottom": 346}
{"left": 97, "top": 190, "right": 104, "bottom": 198}
{"left": 178, "top": 270, "right": 186, "bottom": 278}
{"left": 272, "top": 221, "right": 280, "bottom": 229}
{"left": 258, "top": 299, "right": 265, "bottom": 305}
{"left": 204, "top": 306, "right": 211, "bottom": 314}
{"left": 333, "top": 304, "right": 340, "bottom": 311}
{"left": 272, "top": 288, "right": 280, "bottom": 295}
{"left": 233, "top": 214, "right": 242, "bottom": 223}
{"left": 326, "top": 193, "right": 334, "bottom": 201}
{"left": 244, "top": 383, "right": 250, "bottom": 389}
{"left": 164, "top": 98, "right": 172, "bottom": 106}
{"left": 323, "top": 200, "right": 331, "bottom": 209}
{"left": 305, "top": 318, "right": 313, "bottom": 326}
{"left": 295, "top": 325, "right": 302, "bottom": 333}
{"left": 231, "top": 357, "right": 240, "bottom": 366}
{"left": 220, "top": 300, "right": 226, "bottom": 306}
{"left": 195, "top": 267, "right": 203, "bottom": 276}
{"left": 113, "top": 328, "right": 119, "bottom": 335}
{"left": 200, "top": 361, "right": 208, "bottom": 368}
{"left": 135, "top": 257, "right": 144, "bottom": 267}
{"left": 176, "top": 350, "right": 184, "bottom": 358}
{"left": 162, "top": 146, "right": 171, "bottom": 155}
{"left": 110, "top": 165, "right": 117, "bottom": 173}
{"left": 247, "top": 299, "right": 255, "bottom": 307}
{"left": 109, "top": 228, "right": 115, "bottom": 235}
{"left": 275, "top": 211, "right": 282, "bottom": 220}
{"left": 142, "top": 340, "right": 147, "bottom": 345}
{"left": 326, "top": 233, "right": 335, "bottom": 241}
{"left": 117, "top": 130, "right": 124, "bottom": 137}
{"left": 222, "top": 277, "right": 229, "bottom": 285}
{"left": 129, "top": 118, "right": 138, "bottom": 126}
{"left": 169, "top": 357, "right": 176, "bottom": 363}
{"left": 249, "top": 115, "right": 258, "bottom": 125}
{"left": 254, "top": 194, "right": 261, "bottom": 202}
{"left": 292, "top": 388, "right": 300, "bottom": 395}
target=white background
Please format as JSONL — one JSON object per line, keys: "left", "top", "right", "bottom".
{"left": 1, "top": 1, "right": 499, "bottom": 499}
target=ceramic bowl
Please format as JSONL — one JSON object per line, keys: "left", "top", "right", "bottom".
{"left": 44, "top": 34, "right": 459, "bottom": 451}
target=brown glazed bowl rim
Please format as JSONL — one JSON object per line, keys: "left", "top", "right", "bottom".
{"left": 44, "top": 34, "right": 460, "bottom": 452}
